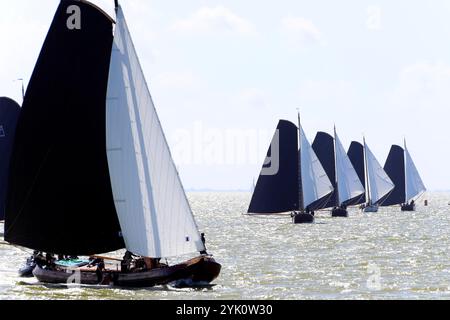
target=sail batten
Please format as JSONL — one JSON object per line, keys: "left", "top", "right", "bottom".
{"left": 106, "top": 6, "right": 204, "bottom": 258}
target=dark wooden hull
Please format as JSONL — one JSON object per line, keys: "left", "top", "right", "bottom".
{"left": 33, "top": 256, "right": 221, "bottom": 288}
{"left": 331, "top": 208, "right": 348, "bottom": 217}
{"left": 292, "top": 213, "right": 314, "bottom": 224}
{"left": 401, "top": 204, "right": 415, "bottom": 211}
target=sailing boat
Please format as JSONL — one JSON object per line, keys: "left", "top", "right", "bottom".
{"left": 0, "top": 97, "right": 20, "bottom": 222}
{"left": 381, "top": 140, "right": 426, "bottom": 211}
{"left": 5, "top": 0, "right": 220, "bottom": 287}
{"left": 247, "top": 113, "right": 334, "bottom": 224}
{"left": 310, "top": 127, "right": 365, "bottom": 217}
{"left": 354, "top": 138, "right": 395, "bottom": 212}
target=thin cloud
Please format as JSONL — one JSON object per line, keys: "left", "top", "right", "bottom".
{"left": 238, "top": 88, "right": 271, "bottom": 110}
{"left": 171, "top": 6, "right": 257, "bottom": 36}
{"left": 281, "top": 17, "right": 325, "bottom": 48}
{"left": 392, "top": 62, "right": 450, "bottom": 110}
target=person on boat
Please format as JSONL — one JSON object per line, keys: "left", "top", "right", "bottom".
{"left": 24, "top": 251, "right": 44, "bottom": 268}
{"left": 45, "top": 253, "right": 56, "bottom": 265}
{"left": 200, "top": 233, "right": 208, "bottom": 255}
{"left": 95, "top": 259, "right": 106, "bottom": 284}
{"left": 121, "top": 251, "right": 134, "bottom": 273}
{"left": 143, "top": 257, "right": 161, "bottom": 270}
{"left": 306, "top": 208, "right": 315, "bottom": 216}
{"left": 33, "top": 251, "right": 46, "bottom": 267}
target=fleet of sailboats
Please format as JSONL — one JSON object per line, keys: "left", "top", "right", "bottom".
{"left": 309, "top": 127, "right": 365, "bottom": 217}
{"left": 246, "top": 114, "right": 423, "bottom": 223}
{"left": 344, "top": 138, "right": 395, "bottom": 213}
{"left": 247, "top": 113, "right": 334, "bottom": 224}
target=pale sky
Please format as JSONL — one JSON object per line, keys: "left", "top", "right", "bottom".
{"left": 1, "top": 0, "right": 449, "bottom": 191}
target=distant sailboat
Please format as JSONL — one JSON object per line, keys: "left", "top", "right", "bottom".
{"left": 310, "top": 127, "right": 365, "bottom": 217}
{"left": 247, "top": 113, "right": 334, "bottom": 224}
{"left": 5, "top": 0, "right": 220, "bottom": 287}
{"left": 381, "top": 140, "right": 426, "bottom": 211}
{"left": 361, "top": 138, "right": 395, "bottom": 212}
{"left": 0, "top": 97, "right": 20, "bottom": 222}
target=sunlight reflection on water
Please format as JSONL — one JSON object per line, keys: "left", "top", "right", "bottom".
{"left": 1, "top": 191, "right": 450, "bottom": 300}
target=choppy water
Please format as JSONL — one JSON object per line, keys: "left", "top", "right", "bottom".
{"left": 1, "top": 192, "right": 450, "bottom": 300}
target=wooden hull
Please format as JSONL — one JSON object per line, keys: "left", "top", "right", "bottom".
{"left": 331, "top": 208, "right": 348, "bottom": 217}
{"left": 292, "top": 213, "right": 314, "bottom": 224}
{"left": 33, "top": 256, "right": 221, "bottom": 288}
{"left": 401, "top": 204, "right": 415, "bottom": 211}
{"left": 362, "top": 205, "right": 378, "bottom": 213}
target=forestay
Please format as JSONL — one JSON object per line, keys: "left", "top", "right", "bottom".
{"left": 106, "top": 6, "right": 204, "bottom": 258}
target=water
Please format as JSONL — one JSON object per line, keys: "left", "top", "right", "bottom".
{"left": 1, "top": 192, "right": 450, "bottom": 300}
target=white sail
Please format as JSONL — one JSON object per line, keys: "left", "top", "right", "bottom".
{"left": 106, "top": 6, "right": 205, "bottom": 258}
{"left": 300, "top": 125, "right": 334, "bottom": 208}
{"left": 364, "top": 141, "right": 394, "bottom": 204}
{"left": 334, "top": 132, "right": 365, "bottom": 205}
{"left": 404, "top": 144, "right": 426, "bottom": 202}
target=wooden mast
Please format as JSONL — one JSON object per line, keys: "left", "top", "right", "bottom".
{"left": 363, "top": 136, "right": 371, "bottom": 206}
{"left": 297, "top": 110, "right": 304, "bottom": 212}
{"left": 333, "top": 125, "right": 340, "bottom": 207}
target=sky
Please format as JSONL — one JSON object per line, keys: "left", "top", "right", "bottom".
{"left": 1, "top": 0, "right": 450, "bottom": 191}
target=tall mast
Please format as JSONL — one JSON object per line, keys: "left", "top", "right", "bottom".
{"left": 404, "top": 137, "right": 408, "bottom": 204}
{"left": 333, "top": 125, "right": 340, "bottom": 206}
{"left": 297, "top": 110, "right": 304, "bottom": 211}
{"left": 363, "top": 136, "right": 371, "bottom": 206}
{"left": 114, "top": 0, "right": 119, "bottom": 12}
{"left": 14, "top": 78, "right": 25, "bottom": 101}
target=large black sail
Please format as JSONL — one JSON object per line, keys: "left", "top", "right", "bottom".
{"left": 380, "top": 145, "right": 405, "bottom": 206}
{"left": 309, "top": 132, "right": 337, "bottom": 210}
{"left": 5, "top": 1, "right": 124, "bottom": 255}
{"left": 248, "top": 120, "right": 299, "bottom": 213}
{"left": 0, "top": 97, "right": 20, "bottom": 221}
{"left": 345, "top": 141, "right": 365, "bottom": 206}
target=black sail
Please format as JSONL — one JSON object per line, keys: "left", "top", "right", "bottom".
{"left": 345, "top": 141, "right": 366, "bottom": 206}
{"left": 0, "top": 97, "right": 20, "bottom": 221}
{"left": 309, "top": 132, "right": 337, "bottom": 210}
{"left": 5, "top": 1, "right": 124, "bottom": 255}
{"left": 248, "top": 120, "right": 299, "bottom": 213}
{"left": 379, "top": 145, "right": 405, "bottom": 206}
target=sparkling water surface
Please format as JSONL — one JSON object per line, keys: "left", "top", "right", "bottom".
{"left": 1, "top": 192, "right": 450, "bottom": 300}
